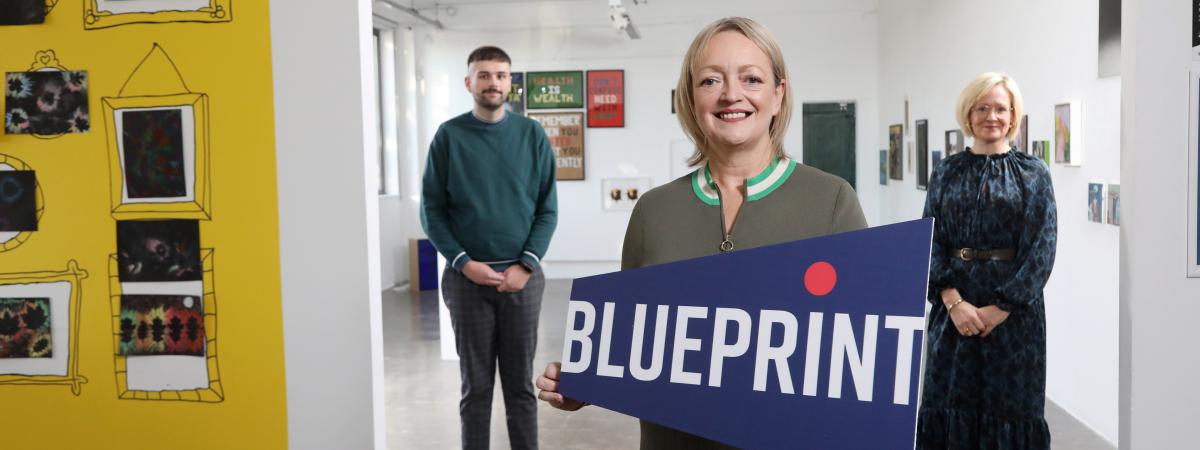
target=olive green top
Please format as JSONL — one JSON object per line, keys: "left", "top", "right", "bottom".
{"left": 621, "top": 157, "right": 868, "bottom": 449}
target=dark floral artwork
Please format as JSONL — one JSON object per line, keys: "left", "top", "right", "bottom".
{"left": 0, "top": 170, "right": 37, "bottom": 231}
{"left": 122, "top": 109, "right": 187, "bottom": 198}
{"left": 117, "top": 219, "right": 202, "bottom": 282}
{"left": 120, "top": 295, "right": 205, "bottom": 357}
{"left": 5, "top": 70, "right": 90, "bottom": 135}
{"left": 0, "top": 0, "right": 45, "bottom": 26}
{"left": 0, "top": 298, "right": 52, "bottom": 358}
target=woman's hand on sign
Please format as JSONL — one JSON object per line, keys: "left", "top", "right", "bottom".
{"left": 536, "top": 362, "right": 586, "bottom": 411}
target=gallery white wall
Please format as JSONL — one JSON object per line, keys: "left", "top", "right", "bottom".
{"left": 272, "top": 0, "right": 388, "bottom": 448}
{"left": 378, "top": 0, "right": 1127, "bottom": 445}
{"left": 1120, "top": 0, "right": 1200, "bottom": 448}
{"left": 392, "top": 0, "right": 882, "bottom": 279}
{"left": 874, "top": 0, "right": 1120, "bottom": 444}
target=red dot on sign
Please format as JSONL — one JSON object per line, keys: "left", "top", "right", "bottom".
{"left": 804, "top": 262, "right": 837, "bottom": 297}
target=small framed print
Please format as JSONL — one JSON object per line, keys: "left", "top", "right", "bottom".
{"left": 528, "top": 112, "right": 585, "bottom": 181}
{"left": 0, "top": 261, "right": 90, "bottom": 395}
{"left": 505, "top": 72, "right": 525, "bottom": 114}
{"left": 109, "top": 249, "right": 223, "bottom": 402}
{"left": 1188, "top": 71, "right": 1200, "bottom": 277}
{"left": 103, "top": 45, "right": 211, "bottom": 220}
{"left": 916, "top": 120, "right": 929, "bottom": 190}
{"left": 586, "top": 70, "right": 624, "bottom": 128}
{"left": 526, "top": 71, "right": 584, "bottom": 109}
{"left": 0, "top": 153, "right": 44, "bottom": 252}
{"left": 888, "top": 124, "right": 902, "bottom": 180}
{"left": 104, "top": 94, "right": 211, "bottom": 219}
{"left": 1054, "top": 101, "right": 1084, "bottom": 166}
{"left": 945, "top": 129, "right": 964, "bottom": 156}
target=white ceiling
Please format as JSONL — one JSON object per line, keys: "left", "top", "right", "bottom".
{"left": 373, "top": 0, "right": 877, "bottom": 33}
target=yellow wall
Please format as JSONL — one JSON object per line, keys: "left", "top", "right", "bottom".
{"left": 0, "top": 1, "right": 287, "bottom": 448}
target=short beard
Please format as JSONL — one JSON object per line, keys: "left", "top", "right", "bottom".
{"left": 475, "top": 91, "right": 505, "bottom": 111}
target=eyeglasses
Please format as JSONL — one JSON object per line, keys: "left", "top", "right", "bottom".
{"left": 972, "top": 104, "right": 1013, "bottom": 118}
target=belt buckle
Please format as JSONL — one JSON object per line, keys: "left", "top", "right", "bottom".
{"left": 959, "top": 248, "right": 971, "bottom": 261}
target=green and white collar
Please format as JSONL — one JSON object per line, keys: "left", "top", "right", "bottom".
{"left": 691, "top": 156, "right": 797, "bottom": 206}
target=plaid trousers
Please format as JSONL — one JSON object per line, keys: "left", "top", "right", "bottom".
{"left": 442, "top": 266, "right": 545, "bottom": 450}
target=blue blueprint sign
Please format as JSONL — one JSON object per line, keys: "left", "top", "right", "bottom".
{"left": 559, "top": 219, "right": 933, "bottom": 449}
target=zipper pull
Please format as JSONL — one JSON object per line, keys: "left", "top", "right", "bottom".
{"left": 719, "top": 234, "right": 734, "bottom": 252}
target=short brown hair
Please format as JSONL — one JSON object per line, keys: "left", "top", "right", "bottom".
{"left": 467, "top": 46, "right": 511, "bottom": 67}
{"left": 674, "top": 17, "right": 793, "bottom": 166}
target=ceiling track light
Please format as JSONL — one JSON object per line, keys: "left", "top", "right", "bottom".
{"left": 378, "top": 0, "right": 445, "bottom": 30}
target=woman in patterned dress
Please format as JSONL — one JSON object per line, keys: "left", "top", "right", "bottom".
{"left": 917, "top": 72, "right": 1058, "bottom": 450}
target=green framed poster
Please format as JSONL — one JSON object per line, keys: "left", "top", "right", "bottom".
{"left": 526, "top": 71, "right": 584, "bottom": 109}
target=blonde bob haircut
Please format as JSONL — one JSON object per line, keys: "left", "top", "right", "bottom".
{"left": 955, "top": 72, "right": 1025, "bottom": 140}
{"left": 674, "top": 17, "right": 793, "bottom": 167}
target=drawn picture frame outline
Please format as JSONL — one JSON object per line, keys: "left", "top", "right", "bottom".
{"left": 102, "top": 44, "right": 212, "bottom": 220}
{"left": 0, "top": 153, "right": 45, "bottom": 252}
{"left": 84, "top": 0, "right": 232, "bottom": 29}
{"left": 103, "top": 94, "right": 211, "bottom": 219}
{"left": 0, "top": 261, "right": 89, "bottom": 395}
{"left": 108, "top": 249, "right": 222, "bottom": 402}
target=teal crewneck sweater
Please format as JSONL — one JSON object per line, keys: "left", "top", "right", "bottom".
{"left": 420, "top": 111, "right": 558, "bottom": 272}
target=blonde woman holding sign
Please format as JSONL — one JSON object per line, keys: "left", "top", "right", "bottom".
{"left": 536, "top": 17, "right": 866, "bottom": 449}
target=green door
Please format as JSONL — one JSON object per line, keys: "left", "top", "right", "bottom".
{"left": 802, "top": 102, "right": 856, "bottom": 189}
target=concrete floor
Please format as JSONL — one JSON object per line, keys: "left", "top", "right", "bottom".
{"left": 383, "top": 280, "right": 1114, "bottom": 450}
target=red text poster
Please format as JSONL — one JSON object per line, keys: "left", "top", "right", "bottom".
{"left": 587, "top": 70, "right": 624, "bottom": 128}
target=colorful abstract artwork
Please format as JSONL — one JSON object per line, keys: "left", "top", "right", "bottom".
{"left": 0, "top": 298, "right": 52, "bottom": 358}
{"left": 1107, "top": 184, "right": 1121, "bottom": 226}
{"left": 878, "top": 150, "right": 887, "bottom": 185}
{"left": 1055, "top": 103, "right": 1072, "bottom": 164}
{"left": 0, "top": 170, "right": 37, "bottom": 231}
{"left": 1088, "top": 182, "right": 1105, "bottom": 223}
{"left": 888, "top": 124, "right": 902, "bottom": 180}
{"left": 0, "top": 0, "right": 45, "bottom": 26}
{"left": 117, "top": 219, "right": 202, "bottom": 282}
{"left": 121, "top": 109, "right": 187, "bottom": 199}
{"left": 505, "top": 72, "right": 525, "bottom": 114}
{"left": 916, "top": 120, "right": 929, "bottom": 190}
{"left": 119, "top": 295, "right": 204, "bottom": 357}
{"left": 5, "top": 71, "right": 90, "bottom": 135}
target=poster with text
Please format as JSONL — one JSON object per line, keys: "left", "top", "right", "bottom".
{"left": 529, "top": 112, "right": 585, "bottom": 180}
{"left": 587, "top": 70, "right": 624, "bottom": 127}
{"left": 527, "top": 71, "right": 584, "bottom": 109}
{"left": 505, "top": 72, "right": 525, "bottom": 114}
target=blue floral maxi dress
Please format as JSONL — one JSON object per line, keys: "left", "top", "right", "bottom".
{"left": 916, "top": 149, "right": 1057, "bottom": 450}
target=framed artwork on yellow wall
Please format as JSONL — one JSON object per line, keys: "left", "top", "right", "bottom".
{"left": 108, "top": 249, "right": 223, "bottom": 402}
{"left": 0, "top": 261, "right": 90, "bottom": 395}
{"left": 0, "top": 154, "right": 44, "bottom": 252}
{"left": 5, "top": 50, "right": 90, "bottom": 139}
{"left": 102, "top": 44, "right": 212, "bottom": 220}
{"left": 84, "top": 0, "right": 231, "bottom": 29}
{"left": 103, "top": 94, "right": 211, "bottom": 219}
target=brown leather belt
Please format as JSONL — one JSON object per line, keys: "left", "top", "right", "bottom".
{"left": 952, "top": 248, "right": 1016, "bottom": 261}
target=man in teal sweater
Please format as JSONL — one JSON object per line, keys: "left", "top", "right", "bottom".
{"left": 420, "top": 46, "right": 557, "bottom": 450}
